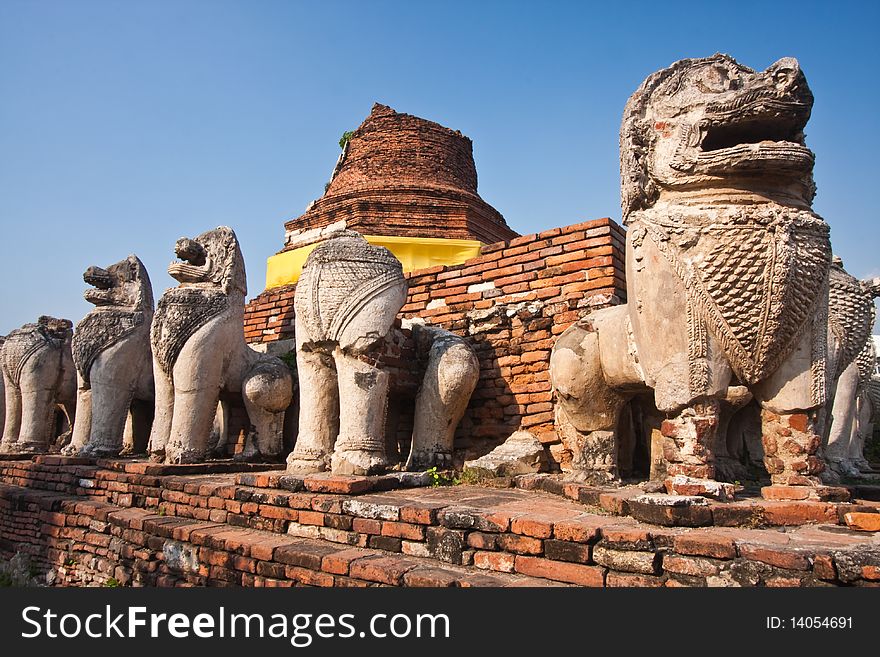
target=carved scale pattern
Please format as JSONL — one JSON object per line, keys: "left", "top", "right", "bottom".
{"left": 855, "top": 339, "right": 875, "bottom": 394}
{"left": 151, "top": 288, "right": 228, "bottom": 375}
{"left": 296, "top": 233, "right": 404, "bottom": 343}
{"left": 637, "top": 207, "right": 830, "bottom": 394}
{"left": 1, "top": 325, "right": 58, "bottom": 387}
{"left": 827, "top": 264, "right": 876, "bottom": 379}
{"left": 72, "top": 310, "right": 144, "bottom": 387}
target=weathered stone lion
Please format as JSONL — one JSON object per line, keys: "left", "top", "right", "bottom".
{"left": 286, "top": 231, "right": 408, "bottom": 475}
{"left": 551, "top": 55, "right": 832, "bottom": 497}
{"left": 823, "top": 258, "right": 879, "bottom": 479}
{"left": 63, "top": 255, "right": 155, "bottom": 457}
{"left": 0, "top": 316, "right": 76, "bottom": 453}
{"left": 148, "top": 226, "right": 294, "bottom": 464}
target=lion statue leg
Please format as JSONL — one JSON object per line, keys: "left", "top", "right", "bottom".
{"left": 406, "top": 327, "right": 479, "bottom": 471}
{"left": 751, "top": 327, "right": 826, "bottom": 487}
{"left": 851, "top": 388, "right": 875, "bottom": 473}
{"left": 148, "top": 352, "right": 175, "bottom": 462}
{"left": 78, "top": 369, "right": 134, "bottom": 458}
{"left": 824, "top": 358, "right": 861, "bottom": 480}
{"left": 286, "top": 315, "right": 339, "bottom": 474}
{"left": 0, "top": 370, "right": 22, "bottom": 453}
{"left": 161, "top": 317, "right": 229, "bottom": 464}
{"left": 550, "top": 305, "right": 645, "bottom": 485}
{"left": 330, "top": 345, "right": 390, "bottom": 476}
{"left": 64, "top": 371, "right": 93, "bottom": 455}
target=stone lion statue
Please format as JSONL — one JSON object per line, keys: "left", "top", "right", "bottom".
{"left": 286, "top": 231, "right": 408, "bottom": 475}
{"left": 0, "top": 316, "right": 76, "bottom": 453}
{"left": 405, "top": 322, "right": 479, "bottom": 470}
{"left": 551, "top": 55, "right": 832, "bottom": 497}
{"left": 823, "top": 258, "right": 880, "bottom": 479}
{"left": 148, "top": 226, "right": 294, "bottom": 464}
{"left": 63, "top": 255, "right": 155, "bottom": 457}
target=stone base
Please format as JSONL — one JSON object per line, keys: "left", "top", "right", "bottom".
{"left": 761, "top": 485, "right": 851, "bottom": 503}
{"left": 330, "top": 449, "right": 388, "bottom": 477}
{"left": 516, "top": 473, "right": 873, "bottom": 529}
{"left": 0, "top": 451, "right": 41, "bottom": 461}
{"left": 627, "top": 494, "right": 713, "bottom": 527}
{"left": 244, "top": 469, "right": 434, "bottom": 495}
{"left": 665, "top": 475, "right": 735, "bottom": 501}
{"left": 94, "top": 458, "right": 285, "bottom": 477}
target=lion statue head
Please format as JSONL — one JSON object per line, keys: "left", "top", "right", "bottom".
{"left": 168, "top": 226, "right": 247, "bottom": 297}
{"left": 73, "top": 255, "right": 154, "bottom": 386}
{"left": 82, "top": 255, "right": 154, "bottom": 312}
{"left": 620, "top": 54, "right": 815, "bottom": 219}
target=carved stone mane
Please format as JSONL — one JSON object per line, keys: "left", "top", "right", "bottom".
{"left": 296, "top": 231, "right": 404, "bottom": 344}
{"left": 2, "top": 317, "right": 72, "bottom": 386}
{"left": 828, "top": 260, "right": 877, "bottom": 379}
{"left": 152, "top": 288, "right": 228, "bottom": 375}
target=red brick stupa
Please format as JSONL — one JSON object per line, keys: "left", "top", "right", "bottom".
{"left": 265, "top": 103, "right": 518, "bottom": 287}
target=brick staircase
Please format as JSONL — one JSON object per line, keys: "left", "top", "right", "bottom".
{"left": 1, "top": 456, "right": 879, "bottom": 587}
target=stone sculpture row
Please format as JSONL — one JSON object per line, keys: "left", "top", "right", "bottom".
{"left": 0, "top": 229, "right": 297, "bottom": 465}
{"left": 0, "top": 228, "right": 478, "bottom": 475}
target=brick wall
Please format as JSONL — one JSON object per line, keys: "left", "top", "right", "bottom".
{"left": 244, "top": 217, "right": 626, "bottom": 467}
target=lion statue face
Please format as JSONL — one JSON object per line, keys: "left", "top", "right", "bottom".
{"left": 83, "top": 255, "right": 154, "bottom": 312}
{"left": 621, "top": 54, "right": 815, "bottom": 217}
{"left": 167, "top": 226, "right": 247, "bottom": 297}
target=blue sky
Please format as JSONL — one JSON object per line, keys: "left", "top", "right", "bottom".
{"left": 1, "top": 0, "right": 878, "bottom": 333}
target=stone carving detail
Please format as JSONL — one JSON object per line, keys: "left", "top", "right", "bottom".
{"left": 149, "top": 227, "right": 294, "bottom": 463}
{"left": 552, "top": 55, "right": 833, "bottom": 495}
{"left": 64, "top": 256, "right": 155, "bottom": 457}
{"left": 405, "top": 323, "right": 479, "bottom": 470}
{"left": 287, "top": 231, "right": 407, "bottom": 475}
{"left": 824, "top": 261, "right": 880, "bottom": 478}
{"left": 152, "top": 288, "right": 228, "bottom": 376}
{"left": 0, "top": 316, "right": 76, "bottom": 453}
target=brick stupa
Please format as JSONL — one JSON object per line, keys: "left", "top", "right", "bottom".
{"left": 264, "top": 104, "right": 518, "bottom": 288}
{"left": 284, "top": 102, "right": 517, "bottom": 247}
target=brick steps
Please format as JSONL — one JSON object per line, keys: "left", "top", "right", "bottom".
{"left": 3, "top": 459, "right": 880, "bottom": 587}
{"left": 516, "top": 473, "right": 880, "bottom": 528}
{"left": 0, "top": 484, "right": 558, "bottom": 587}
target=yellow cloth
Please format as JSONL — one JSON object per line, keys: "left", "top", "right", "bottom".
{"left": 265, "top": 234, "right": 484, "bottom": 288}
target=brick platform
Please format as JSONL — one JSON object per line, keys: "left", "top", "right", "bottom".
{"left": 2, "top": 457, "right": 879, "bottom": 587}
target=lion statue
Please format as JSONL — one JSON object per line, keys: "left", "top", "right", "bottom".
{"left": 286, "top": 231, "right": 408, "bottom": 475}
{"left": 0, "top": 316, "right": 76, "bottom": 453}
{"left": 823, "top": 259, "right": 880, "bottom": 479}
{"left": 63, "top": 255, "right": 155, "bottom": 457}
{"left": 148, "top": 226, "right": 294, "bottom": 464}
{"left": 551, "top": 55, "right": 833, "bottom": 498}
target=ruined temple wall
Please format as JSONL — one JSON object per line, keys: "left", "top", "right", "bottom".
{"left": 244, "top": 217, "right": 626, "bottom": 467}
